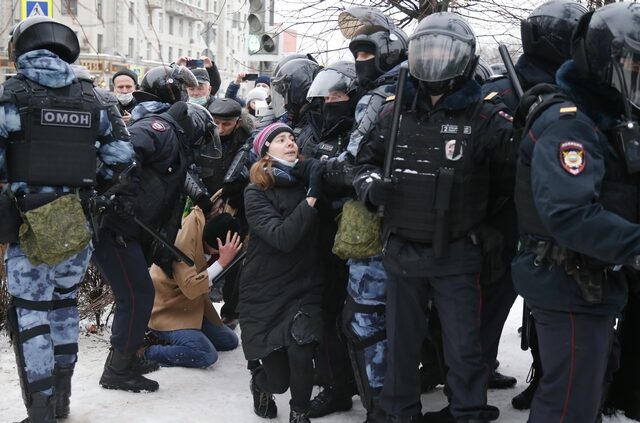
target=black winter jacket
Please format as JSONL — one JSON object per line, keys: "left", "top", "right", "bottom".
{"left": 238, "top": 173, "right": 323, "bottom": 360}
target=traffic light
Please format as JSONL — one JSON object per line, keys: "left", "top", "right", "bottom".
{"left": 247, "top": 0, "right": 278, "bottom": 56}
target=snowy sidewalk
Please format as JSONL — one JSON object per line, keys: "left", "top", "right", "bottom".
{"left": 0, "top": 299, "right": 633, "bottom": 422}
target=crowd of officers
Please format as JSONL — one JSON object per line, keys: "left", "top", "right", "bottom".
{"left": 2, "top": 1, "right": 640, "bottom": 422}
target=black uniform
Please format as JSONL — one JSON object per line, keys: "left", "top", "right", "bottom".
{"left": 354, "top": 78, "right": 515, "bottom": 421}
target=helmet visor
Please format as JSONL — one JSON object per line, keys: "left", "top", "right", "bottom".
{"left": 612, "top": 46, "right": 640, "bottom": 112}
{"left": 408, "top": 34, "right": 474, "bottom": 82}
{"left": 307, "top": 69, "right": 354, "bottom": 101}
{"left": 196, "top": 125, "right": 222, "bottom": 161}
{"left": 271, "top": 76, "right": 290, "bottom": 118}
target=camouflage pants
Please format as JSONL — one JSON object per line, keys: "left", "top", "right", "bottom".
{"left": 346, "top": 255, "right": 388, "bottom": 389}
{"left": 5, "top": 243, "right": 92, "bottom": 395}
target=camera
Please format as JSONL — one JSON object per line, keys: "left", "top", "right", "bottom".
{"left": 186, "top": 59, "right": 204, "bottom": 69}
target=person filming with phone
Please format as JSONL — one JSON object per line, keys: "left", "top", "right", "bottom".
{"left": 175, "top": 55, "right": 222, "bottom": 108}
{"left": 225, "top": 71, "right": 271, "bottom": 107}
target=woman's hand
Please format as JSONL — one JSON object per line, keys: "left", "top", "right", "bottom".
{"left": 217, "top": 230, "right": 243, "bottom": 268}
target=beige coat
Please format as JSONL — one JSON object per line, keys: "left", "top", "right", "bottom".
{"left": 148, "top": 207, "right": 223, "bottom": 331}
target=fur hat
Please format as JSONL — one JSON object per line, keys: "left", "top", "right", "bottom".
{"left": 252, "top": 122, "right": 294, "bottom": 157}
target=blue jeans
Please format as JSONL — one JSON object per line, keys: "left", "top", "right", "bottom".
{"left": 144, "top": 319, "right": 239, "bottom": 368}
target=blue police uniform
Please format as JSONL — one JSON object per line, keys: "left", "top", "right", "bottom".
{"left": 0, "top": 49, "right": 133, "bottom": 414}
{"left": 512, "top": 60, "right": 638, "bottom": 423}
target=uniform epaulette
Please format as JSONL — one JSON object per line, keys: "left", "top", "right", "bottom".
{"left": 484, "top": 92, "right": 499, "bottom": 102}
{"left": 385, "top": 95, "right": 396, "bottom": 102}
{"left": 559, "top": 106, "right": 578, "bottom": 115}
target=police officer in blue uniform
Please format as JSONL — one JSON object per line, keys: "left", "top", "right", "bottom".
{"left": 354, "top": 13, "right": 515, "bottom": 423}
{"left": 92, "top": 65, "right": 219, "bottom": 394}
{"left": 0, "top": 16, "right": 134, "bottom": 423}
{"left": 512, "top": 3, "right": 640, "bottom": 422}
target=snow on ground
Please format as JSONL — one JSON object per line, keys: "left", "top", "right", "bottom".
{"left": 0, "top": 299, "right": 634, "bottom": 423}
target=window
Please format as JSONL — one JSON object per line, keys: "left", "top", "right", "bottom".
{"left": 159, "top": 13, "right": 164, "bottom": 32}
{"left": 97, "top": 0, "right": 103, "bottom": 19}
{"left": 128, "top": 38, "right": 134, "bottom": 58}
{"left": 128, "top": 2, "right": 134, "bottom": 24}
{"left": 226, "top": 30, "right": 229, "bottom": 47}
{"left": 97, "top": 34, "right": 103, "bottom": 53}
{"left": 168, "top": 46, "right": 173, "bottom": 61}
{"left": 179, "top": 19, "right": 184, "bottom": 37}
{"left": 178, "top": 48, "right": 183, "bottom": 58}
{"left": 61, "top": 0, "right": 78, "bottom": 15}
{"left": 187, "top": 50, "right": 192, "bottom": 58}
{"left": 188, "top": 22, "right": 193, "bottom": 39}
{"left": 148, "top": 11, "right": 153, "bottom": 28}
{"left": 169, "top": 16, "right": 174, "bottom": 35}
{"left": 158, "top": 44, "right": 163, "bottom": 61}
{"left": 147, "top": 42, "right": 152, "bottom": 60}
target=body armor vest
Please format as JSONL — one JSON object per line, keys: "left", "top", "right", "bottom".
{"left": 4, "top": 75, "right": 100, "bottom": 186}
{"left": 385, "top": 100, "right": 489, "bottom": 246}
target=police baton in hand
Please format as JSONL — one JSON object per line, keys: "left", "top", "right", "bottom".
{"left": 133, "top": 216, "right": 194, "bottom": 267}
{"left": 499, "top": 44, "right": 523, "bottom": 100}
{"left": 379, "top": 61, "right": 410, "bottom": 217}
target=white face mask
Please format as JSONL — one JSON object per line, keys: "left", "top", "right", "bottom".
{"left": 116, "top": 92, "right": 134, "bottom": 106}
{"left": 268, "top": 154, "right": 298, "bottom": 168}
{"left": 188, "top": 96, "right": 207, "bottom": 106}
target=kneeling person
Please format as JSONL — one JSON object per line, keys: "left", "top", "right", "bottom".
{"left": 144, "top": 211, "right": 242, "bottom": 368}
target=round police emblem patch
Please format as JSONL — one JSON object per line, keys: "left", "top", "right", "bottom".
{"left": 151, "top": 121, "right": 166, "bottom": 132}
{"left": 445, "top": 139, "right": 463, "bottom": 161}
{"left": 559, "top": 141, "right": 586, "bottom": 175}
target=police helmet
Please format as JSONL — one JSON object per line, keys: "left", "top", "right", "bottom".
{"left": 187, "top": 103, "right": 222, "bottom": 157}
{"left": 408, "top": 12, "right": 478, "bottom": 90}
{"left": 348, "top": 27, "right": 409, "bottom": 74}
{"left": 521, "top": 0, "right": 588, "bottom": 66}
{"left": 572, "top": 2, "right": 640, "bottom": 112}
{"left": 273, "top": 53, "right": 317, "bottom": 78}
{"left": 474, "top": 58, "right": 493, "bottom": 85}
{"left": 307, "top": 61, "right": 358, "bottom": 102}
{"left": 134, "top": 65, "right": 198, "bottom": 104}
{"left": 271, "top": 58, "right": 322, "bottom": 118}
{"left": 8, "top": 16, "right": 80, "bottom": 64}
{"left": 338, "top": 7, "right": 396, "bottom": 39}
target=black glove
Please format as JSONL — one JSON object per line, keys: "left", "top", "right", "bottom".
{"left": 291, "top": 159, "right": 322, "bottom": 183}
{"left": 307, "top": 160, "right": 324, "bottom": 198}
{"left": 108, "top": 194, "right": 137, "bottom": 219}
{"left": 367, "top": 179, "right": 394, "bottom": 207}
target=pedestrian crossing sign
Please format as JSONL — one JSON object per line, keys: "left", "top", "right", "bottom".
{"left": 22, "top": 0, "right": 53, "bottom": 19}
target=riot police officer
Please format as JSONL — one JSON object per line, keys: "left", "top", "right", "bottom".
{"left": 336, "top": 7, "right": 409, "bottom": 422}
{"left": 0, "top": 16, "right": 134, "bottom": 422}
{"left": 353, "top": 12, "right": 515, "bottom": 422}
{"left": 92, "top": 66, "right": 219, "bottom": 394}
{"left": 512, "top": 3, "right": 640, "bottom": 422}
{"left": 482, "top": 0, "right": 589, "bottom": 410}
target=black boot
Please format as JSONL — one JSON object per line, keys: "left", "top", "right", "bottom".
{"left": 423, "top": 406, "right": 454, "bottom": 423}
{"left": 250, "top": 368, "right": 277, "bottom": 418}
{"left": 18, "top": 393, "right": 56, "bottom": 423}
{"left": 511, "top": 362, "right": 540, "bottom": 410}
{"left": 487, "top": 370, "right": 517, "bottom": 389}
{"left": 53, "top": 363, "right": 74, "bottom": 419}
{"left": 99, "top": 348, "right": 159, "bottom": 392}
{"left": 289, "top": 407, "right": 311, "bottom": 423}
{"left": 131, "top": 353, "right": 160, "bottom": 375}
{"left": 307, "top": 386, "right": 353, "bottom": 417}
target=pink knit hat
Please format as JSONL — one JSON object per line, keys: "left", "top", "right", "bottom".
{"left": 252, "top": 122, "right": 294, "bottom": 157}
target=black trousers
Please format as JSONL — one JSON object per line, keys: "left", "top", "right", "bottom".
{"left": 92, "top": 229, "right": 155, "bottom": 355}
{"left": 380, "top": 270, "right": 494, "bottom": 420}
{"left": 254, "top": 343, "right": 316, "bottom": 411}
{"left": 220, "top": 262, "right": 240, "bottom": 319}
{"left": 529, "top": 307, "right": 614, "bottom": 423}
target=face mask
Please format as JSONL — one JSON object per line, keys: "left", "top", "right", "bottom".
{"left": 268, "top": 154, "right": 298, "bottom": 168}
{"left": 355, "top": 58, "right": 382, "bottom": 89}
{"left": 188, "top": 96, "right": 207, "bottom": 106}
{"left": 420, "top": 80, "right": 453, "bottom": 96}
{"left": 116, "top": 92, "right": 134, "bottom": 106}
{"left": 322, "top": 100, "right": 355, "bottom": 136}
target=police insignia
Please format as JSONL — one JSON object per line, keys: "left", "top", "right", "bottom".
{"left": 151, "top": 121, "right": 166, "bottom": 132}
{"left": 559, "top": 141, "right": 586, "bottom": 175}
{"left": 445, "top": 139, "right": 463, "bottom": 161}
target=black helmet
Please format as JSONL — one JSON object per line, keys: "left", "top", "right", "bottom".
{"left": 572, "top": 2, "right": 640, "bottom": 112}
{"left": 408, "top": 12, "right": 478, "bottom": 94}
{"left": 348, "top": 27, "right": 409, "bottom": 74}
{"left": 271, "top": 58, "right": 322, "bottom": 118}
{"left": 307, "top": 61, "right": 358, "bottom": 101}
{"left": 8, "top": 16, "right": 79, "bottom": 64}
{"left": 186, "top": 103, "right": 222, "bottom": 166}
{"left": 521, "top": 0, "right": 588, "bottom": 66}
{"left": 134, "top": 65, "right": 198, "bottom": 104}
{"left": 474, "top": 58, "right": 493, "bottom": 85}
{"left": 338, "top": 7, "right": 396, "bottom": 39}
{"left": 273, "top": 53, "right": 317, "bottom": 78}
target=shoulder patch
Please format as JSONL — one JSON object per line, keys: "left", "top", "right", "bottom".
{"left": 385, "top": 95, "right": 396, "bottom": 102}
{"left": 151, "top": 120, "right": 166, "bottom": 132}
{"left": 484, "top": 91, "right": 498, "bottom": 101}
{"left": 559, "top": 141, "right": 586, "bottom": 176}
{"left": 498, "top": 110, "right": 513, "bottom": 122}
{"left": 560, "top": 106, "right": 578, "bottom": 114}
